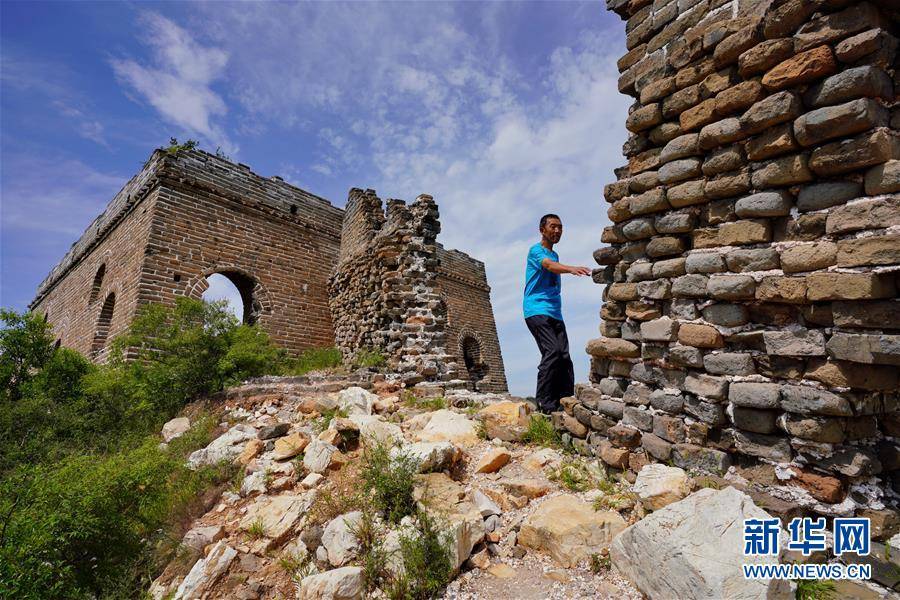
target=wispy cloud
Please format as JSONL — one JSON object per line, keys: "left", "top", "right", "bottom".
{"left": 110, "top": 12, "right": 235, "bottom": 154}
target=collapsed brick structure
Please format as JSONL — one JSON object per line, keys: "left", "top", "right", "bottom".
{"left": 567, "top": 0, "right": 900, "bottom": 516}
{"left": 30, "top": 149, "right": 507, "bottom": 392}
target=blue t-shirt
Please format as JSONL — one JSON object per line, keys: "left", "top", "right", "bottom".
{"left": 523, "top": 243, "right": 563, "bottom": 320}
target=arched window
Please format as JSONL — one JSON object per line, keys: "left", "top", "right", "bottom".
{"left": 89, "top": 264, "right": 106, "bottom": 303}
{"left": 91, "top": 293, "right": 116, "bottom": 357}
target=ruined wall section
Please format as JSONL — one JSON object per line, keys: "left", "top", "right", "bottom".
{"left": 568, "top": 0, "right": 900, "bottom": 513}
{"left": 436, "top": 247, "right": 509, "bottom": 393}
{"left": 329, "top": 191, "right": 460, "bottom": 385}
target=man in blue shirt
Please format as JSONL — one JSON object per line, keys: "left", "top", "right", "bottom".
{"left": 524, "top": 214, "right": 591, "bottom": 413}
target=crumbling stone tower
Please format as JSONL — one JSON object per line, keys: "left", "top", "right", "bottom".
{"left": 328, "top": 189, "right": 459, "bottom": 385}
{"left": 565, "top": 0, "right": 900, "bottom": 516}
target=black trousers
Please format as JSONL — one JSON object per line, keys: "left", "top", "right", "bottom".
{"left": 525, "top": 315, "right": 575, "bottom": 413}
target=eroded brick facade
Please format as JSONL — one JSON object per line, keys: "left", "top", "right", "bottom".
{"left": 566, "top": 0, "right": 900, "bottom": 517}
{"left": 31, "top": 149, "right": 507, "bottom": 392}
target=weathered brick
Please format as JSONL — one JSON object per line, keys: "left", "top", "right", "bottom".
{"left": 809, "top": 128, "right": 900, "bottom": 177}
{"left": 671, "top": 443, "right": 731, "bottom": 474}
{"left": 763, "top": 329, "right": 826, "bottom": 357}
{"left": 677, "top": 323, "right": 723, "bottom": 348}
{"left": 779, "top": 414, "right": 845, "bottom": 443}
{"left": 826, "top": 195, "right": 900, "bottom": 235}
{"left": 707, "top": 274, "right": 756, "bottom": 300}
{"left": 718, "top": 219, "right": 770, "bottom": 245}
{"left": 652, "top": 413, "right": 685, "bottom": 441}
{"left": 865, "top": 160, "right": 900, "bottom": 195}
{"left": 832, "top": 300, "right": 900, "bottom": 330}
{"left": 734, "top": 191, "right": 791, "bottom": 218}
{"left": 756, "top": 277, "right": 807, "bottom": 304}
{"left": 793, "top": 2, "right": 886, "bottom": 52}
{"left": 679, "top": 98, "right": 719, "bottom": 131}
{"left": 827, "top": 333, "right": 900, "bottom": 366}
{"left": 728, "top": 405, "right": 777, "bottom": 435}
{"left": 794, "top": 98, "right": 889, "bottom": 148}
{"left": 726, "top": 248, "right": 780, "bottom": 272}
{"left": 713, "top": 25, "right": 762, "bottom": 67}
{"left": 698, "top": 118, "right": 745, "bottom": 150}
{"left": 702, "top": 303, "right": 748, "bottom": 327}
{"left": 806, "top": 272, "right": 895, "bottom": 302}
{"left": 740, "top": 90, "right": 801, "bottom": 135}
{"left": 751, "top": 154, "right": 813, "bottom": 188}
{"left": 761, "top": 45, "right": 837, "bottom": 91}
{"left": 733, "top": 429, "right": 792, "bottom": 462}
{"left": 729, "top": 382, "right": 780, "bottom": 409}
{"left": 738, "top": 38, "right": 795, "bottom": 77}
{"left": 745, "top": 124, "right": 798, "bottom": 161}
{"left": 836, "top": 234, "right": 900, "bottom": 268}
{"left": 626, "top": 103, "right": 664, "bottom": 132}
{"left": 836, "top": 28, "right": 898, "bottom": 64}
{"left": 658, "top": 157, "right": 702, "bottom": 184}
{"left": 780, "top": 384, "right": 853, "bottom": 416}
{"left": 714, "top": 80, "right": 764, "bottom": 116}
{"left": 804, "top": 65, "right": 893, "bottom": 108}
{"left": 780, "top": 242, "right": 837, "bottom": 274}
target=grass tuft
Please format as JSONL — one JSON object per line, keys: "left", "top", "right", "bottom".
{"left": 794, "top": 578, "right": 836, "bottom": 600}
{"left": 361, "top": 442, "right": 418, "bottom": 525}
{"left": 522, "top": 414, "right": 562, "bottom": 448}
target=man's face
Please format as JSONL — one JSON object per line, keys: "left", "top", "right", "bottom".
{"left": 541, "top": 217, "right": 563, "bottom": 243}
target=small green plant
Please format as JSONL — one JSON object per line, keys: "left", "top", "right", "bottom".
{"left": 290, "top": 346, "right": 343, "bottom": 376}
{"left": 354, "top": 348, "right": 386, "bottom": 369}
{"left": 314, "top": 406, "right": 349, "bottom": 432}
{"left": 794, "top": 578, "right": 836, "bottom": 600}
{"left": 696, "top": 476, "right": 722, "bottom": 490}
{"left": 279, "top": 550, "right": 314, "bottom": 582}
{"left": 401, "top": 392, "right": 447, "bottom": 412}
{"left": 522, "top": 414, "right": 562, "bottom": 448}
{"left": 214, "top": 146, "right": 231, "bottom": 161}
{"left": 384, "top": 511, "right": 454, "bottom": 600}
{"left": 361, "top": 443, "right": 418, "bottom": 525}
{"left": 246, "top": 518, "right": 267, "bottom": 540}
{"left": 164, "top": 137, "right": 198, "bottom": 155}
{"left": 589, "top": 552, "right": 610, "bottom": 573}
{"left": 549, "top": 459, "right": 599, "bottom": 492}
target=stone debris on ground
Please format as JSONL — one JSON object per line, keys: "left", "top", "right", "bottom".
{"left": 148, "top": 369, "right": 898, "bottom": 599}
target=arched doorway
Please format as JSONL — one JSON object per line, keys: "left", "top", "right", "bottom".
{"left": 91, "top": 292, "right": 116, "bottom": 358}
{"left": 188, "top": 268, "right": 268, "bottom": 325}
{"left": 459, "top": 332, "right": 488, "bottom": 391}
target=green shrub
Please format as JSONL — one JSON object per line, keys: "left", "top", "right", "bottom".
{"left": 354, "top": 348, "right": 386, "bottom": 369}
{"left": 361, "top": 443, "right": 418, "bottom": 525}
{"left": 0, "top": 309, "right": 55, "bottom": 403}
{"left": 290, "top": 346, "right": 343, "bottom": 375}
{"left": 0, "top": 424, "right": 231, "bottom": 599}
{"left": 0, "top": 299, "right": 283, "bottom": 598}
{"left": 385, "top": 511, "right": 454, "bottom": 600}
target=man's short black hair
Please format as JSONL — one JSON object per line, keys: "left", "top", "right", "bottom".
{"left": 539, "top": 213, "right": 561, "bottom": 229}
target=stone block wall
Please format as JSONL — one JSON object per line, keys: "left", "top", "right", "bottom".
{"left": 568, "top": 0, "right": 900, "bottom": 513}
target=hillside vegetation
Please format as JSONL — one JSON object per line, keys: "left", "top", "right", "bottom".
{"left": 0, "top": 299, "right": 300, "bottom": 598}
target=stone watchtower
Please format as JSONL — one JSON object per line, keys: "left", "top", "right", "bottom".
{"left": 565, "top": 0, "right": 900, "bottom": 516}
{"left": 30, "top": 149, "right": 507, "bottom": 392}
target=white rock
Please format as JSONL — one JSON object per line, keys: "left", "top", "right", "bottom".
{"left": 471, "top": 489, "right": 501, "bottom": 517}
{"left": 240, "top": 492, "right": 315, "bottom": 543}
{"left": 322, "top": 511, "right": 363, "bottom": 567}
{"left": 610, "top": 487, "right": 793, "bottom": 600}
{"left": 240, "top": 470, "right": 268, "bottom": 497}
{"left": 181, "top": 525, "right": 224, "bottom": 552}
{"left": 161, "top": 417, "right": 191, "bottom": 442}
{"left": 302, "top": 472, "right": 325, "bottom": 488}
{"left": 415, "top": 410, "right": 480, "bottom": 447}
{"left": 337, "top": 387, "right": 376, "bottom": 416}
{"left": 297, "top": 566, "right": 364, "bottom": 600}
{"left": 393, "top": 441, "right": 457, "bottom": 473}
{"left": 174, "top": 541, "right": 237, "bottom": 600}
{"left": 304, "top": 439, "right": 338, "bottom": 473}
{"left": 187, "top": 424, "right": 256, "bottom": 469}
{"left": 348, "top": 414, "right": 403, "bottom": 446}
{"left": 632, "top": 463, "right": 691, "bottom": 510}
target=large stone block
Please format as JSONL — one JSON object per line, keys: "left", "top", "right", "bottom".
{"left": 796, "top": 181, "right": 861, "bottom": 212}
{"left": 806, "top": 272, "right": 895, "bottom": 302}
{"left": 740, "top": 91, "right": 801, "bottom": 135}
{"left": 733, "top": 429, "right": 793, "bottom": 462}
{"left": 809, "top": 128, "right": 900, "bottom": 177}
{"left": 780, "top": 242, "right": 836, "bottom": 273}
{"left": 827, "top": 333, "right": 900, "bottom": 366}
{"left": 836, "top": 234, "right": 900, "bottom": 268}
{"left": 762, "top": 45, "right": 836, "bottom": 91}
{"left": 794, "top": 98, "right": 888, "bottom": 148}
{"left": 707, "top": 274, "right": 756, "bottom": 300}
{"left": 610, "top": 488, "right": 792, "bottom": 600}
{"left": 826, "top": 195, "right": 900, "bottom": 235}
{"left": 780, "top": 384, "right": 853, "bottom": 417}
{"left": 804, "top": 65, "right": 893, "bottom": 109}
{"left": 763, "top": 329, "right": 826, "bottom": 356}
{"left": 729, "top": 382, "right": 780, "bottom": 409}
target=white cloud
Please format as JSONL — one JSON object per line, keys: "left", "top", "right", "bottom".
{"left": 111, "top": 12, "right": 236, "bottom": 154}
{"left": 124, "top": 4, "right": 628, "bottom": 395}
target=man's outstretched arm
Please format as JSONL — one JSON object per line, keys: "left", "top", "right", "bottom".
{"left": 541, "top": 258, "right": 591, "bottom": 276}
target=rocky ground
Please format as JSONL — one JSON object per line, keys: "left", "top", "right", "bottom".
{"left": 149, "top": 373, "right": 900, "bottom": 600}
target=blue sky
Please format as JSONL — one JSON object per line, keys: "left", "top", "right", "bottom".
{"left": 1, "top": 1, "right": 629, "bottom": 396}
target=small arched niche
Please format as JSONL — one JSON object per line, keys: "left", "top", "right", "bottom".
{"left": 91, "top": 292, "right": 116, "bottom": 357}
{"left": 89, "top": 264, "right": 106, "bottom": 303}
{"left": 459, "top": 333, "right": 488, "bottom": 390}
